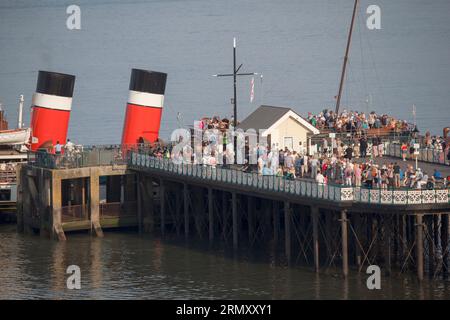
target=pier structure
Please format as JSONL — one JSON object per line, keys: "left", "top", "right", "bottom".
{"left": 17, "top": 147, "right": 138, "bottom": 240}
{"left": 17, "top": 146, "right": 450, "bottom": 281}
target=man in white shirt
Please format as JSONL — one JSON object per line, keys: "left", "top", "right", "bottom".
{"left": 316, "top": 171, "right": 325, "bottom": 184}
{"left": 55, "top": 141, "right": 62, "bottom": 155}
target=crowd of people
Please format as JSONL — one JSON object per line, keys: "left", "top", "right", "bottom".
{"left": 256, "top": 146, "right": 448, "bottom": 190}
{"left": 194, "top": 116, "right": 233, "bottom": 131}
{"left": 307, "top": 109, "right": 412, "bottom": 134}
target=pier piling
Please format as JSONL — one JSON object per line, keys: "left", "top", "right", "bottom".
{"left": 341, "top": 210, "right": 349, "bottom": 277}
{"left": 416, "top": 214, "right": 424, "bottom": 281}
{"left": 284, "top": 201, "right": 291, "bottom": 265}
{"left": 311, "top": 206, "right": 320, "bottom": 272}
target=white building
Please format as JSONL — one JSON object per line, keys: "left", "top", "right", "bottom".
{"left": 237, "top": 105, "right": 320, "bottom": 154}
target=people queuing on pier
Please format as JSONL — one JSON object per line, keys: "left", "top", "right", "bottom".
{"left": 306, "top": 109, "right": 412, "bottom": 134}
{"left": 194, "top": 116, "right": 233, "bottom": 131}
{"left": 255, "top": 146, "right": 446, "bottom": 190}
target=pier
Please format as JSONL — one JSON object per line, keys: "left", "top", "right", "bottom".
{"left": 15, "top": 144, "right": 450, "bottom": 281}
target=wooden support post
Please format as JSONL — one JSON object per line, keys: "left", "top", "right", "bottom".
{"left": 183, "top": 183, "right": 189, "bottom": 239}
{"left": 341, "top": 210, "right": 349, "bottom": 277}
{"left": 401, "top": 214, "right": 408, "bottom": 266}
{"left": 433, "top": 214, "right": 440, "bottom": 274}
{"left": 273, "top": 201, "right": 279, "bottom": 244}
{"left": 160, "top": 179, "right": 166, "bottom": 237}
{"left": 284, "top": 201, "right": 291, "bottom": 265}
{"left": 354, "top": 212, "right": 362, "bottom": 269}
{"left": 416, "top": 214, "right": 424, "bottom": 281}
{"left": 40, "top": 172, "right": 51, "bottom": 237}
{"left": 232, "top": 192, "right": 238, "bottom": 250}
{"left": 441, "top": 213, "right": 449, "bottom": 276}
{"left": 137, "top": 174, "right": 143, "bottom": 234}
{"left": 208, "top": 188, "right": 214, "bottom": 243}
{"left": 144, "top": 177, "right": 155, "bottom": 233}
{"left": 247, "top": 196, "right": 254, "bottom": 245}
{"left": 222, "top": 191, "right": 227, "bottom": 240}
{"left": 89, "top": 169, "right": 103, "bottom": 238}
{"left": 311, "top": 206, "right": 320, "bottom": 273}
{"left": 384, "top": 216, "right": 392, "bottom": 275}
{"left": 174, "top": 187, "right": 181, "bottom": 235}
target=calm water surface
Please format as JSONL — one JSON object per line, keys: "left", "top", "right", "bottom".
{"left": 1, "top": 0, "right": 450, "bottom": 299}
{"left": 0, "top": 225, "right": 449, "bottom": 299}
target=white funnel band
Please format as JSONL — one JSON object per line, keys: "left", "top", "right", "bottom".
{"left": 128, "top": 90, "right": 164, "bottom": 108}
{"left": 32, "top": 93, "right": 72, "bottom": 111}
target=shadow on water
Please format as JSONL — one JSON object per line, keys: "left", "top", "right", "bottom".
{"left": 0, "top": 225, "right": 449, "bottom": 299}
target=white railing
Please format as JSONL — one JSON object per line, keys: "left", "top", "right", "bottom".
{"left": 129, "top": 153, "right": 450, "bottom": 206}
{"left": 385, "top": 142, "right": 449, "bottom": 166}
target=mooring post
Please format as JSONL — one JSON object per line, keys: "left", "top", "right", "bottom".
{"left": 341, "top": 210, "right": 349, "bottom": 277}
{"left": 160, "top": 179, "right": 166, "bottom": 237}
{"left": 208, "top": 188, "right": 214, "bottom": 243}
{"left": 183, "top": 183, "right": 189, "bottom": 239}
{"left": 311, "top": 206, "right": 320, "bottom": 273}
{"left": 441, "top": 213, "right": 449, "bottom": 276}
{"left": 416, "top": 213, "right": 424, "bottom": 281}
{"left": 232, "top": 192, "right": 238, "bottom": 250}
{"left": 284, "top": 201, "right": 291, "bottom": 265}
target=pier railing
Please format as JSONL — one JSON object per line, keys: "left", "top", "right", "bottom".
{"left": 129, "top": 153, "right": 450, "bottom": 206}
{"left": 385, "top": 142, "right": 449, "bottom": 166}
{"left": 27, "top": 145, "right": 129, "bottom": 169}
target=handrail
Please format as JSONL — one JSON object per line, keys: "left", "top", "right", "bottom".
{"left": 385, "top": 142, "right": 449, "bottom": 166}
{"left": 129, "top": 152, "right": 450, "bottom": 206}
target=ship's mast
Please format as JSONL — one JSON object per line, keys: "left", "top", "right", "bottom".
{"left": 335, "top": 0, "right": 359, "bottom": 115}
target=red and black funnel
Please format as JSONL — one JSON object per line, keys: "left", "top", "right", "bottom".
{"left": 30, "top": 71, "right": 75, "bottom": 151}
{"left": 121, "top": 69, "right": 167, "bottom": 146}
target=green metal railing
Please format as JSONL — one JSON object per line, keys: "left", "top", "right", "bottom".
{"left": 129, "top": 152, "right": 450, "bottom": 206}
{"left": 27, "top": 145, "right": 130, "bottom": 169}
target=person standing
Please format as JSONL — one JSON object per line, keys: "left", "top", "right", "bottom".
{"left": 401, "top": 143, "right": 408, "bottom": 161}
{"left": 372, "top": 137, "right": 379, "bottom": 158}
{"left": 354, "top": 163, "right": 362, "bottom": 187}
{"left": 393, "top": 162, "right": 401, "bottom": 188}
{"left": 322, "top": 138, "right": 328, "bottom": 156}
{"left": 55, "top": 141, "right": 62, "bottom": 155}
{"left": 360, "top": 137, "right": 368, "bottom": 158}
{"left": 377, "top": 137, "right": 383, "bottom": 158}
{"left": 310, "top": 156, "right": 319, "bottom": 180}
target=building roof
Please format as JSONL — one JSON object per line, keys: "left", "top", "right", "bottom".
{"left": 237, "top": 105, "right": 320, "bottom": 135}
{"left": 237, "top": 105, "right": 291, "bottom": 131}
